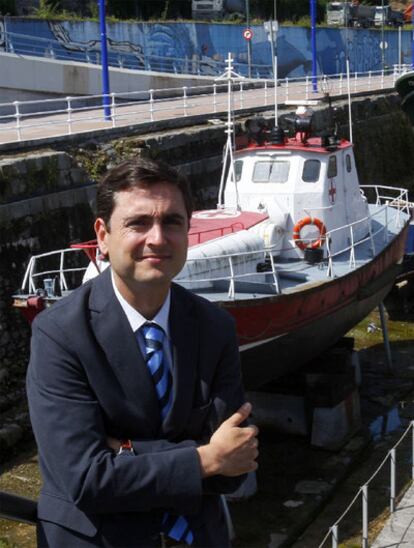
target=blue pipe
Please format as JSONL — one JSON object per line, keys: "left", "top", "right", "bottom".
{"left": 310, "top": 0, "right": 317, "bottom": 91}
{"left": 98, "top": 0, "right": 111, "bottom": 120}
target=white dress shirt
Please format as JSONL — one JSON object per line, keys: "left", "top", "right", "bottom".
{"left": 111, "top": 271, "right": 173, "bottom": 373}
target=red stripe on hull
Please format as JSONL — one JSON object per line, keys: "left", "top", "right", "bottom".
{"left": 223, "top": 224, "right": 409, "bottom": 346}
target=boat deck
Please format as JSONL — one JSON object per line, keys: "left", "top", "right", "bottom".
{"left": 185, "top": 205, "right": 408, "bottom": 303}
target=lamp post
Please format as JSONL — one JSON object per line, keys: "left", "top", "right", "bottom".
{"left": 245, "top": 0, "right": 252, "bottom": 78}
{"left": 310, "top": 0, "right": 317, "bottom": 91}
{"left": 98, "top": 0, "right": 111, "bottom": 120}
{"left": 264, "top": 3, "right": 278, "bottom": 123}
{"left": 381, "top": 0, "right": 385, "bottom": 71}
{"left": 273, "top": 0, "right": 277, "bottom": 77}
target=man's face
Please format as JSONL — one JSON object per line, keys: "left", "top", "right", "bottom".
{"left": 95, "top": 182, "right": 189, "bottom": 294}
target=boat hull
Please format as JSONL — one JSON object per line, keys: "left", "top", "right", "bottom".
{"left": 12, "top": 222, "right": 409, "bottom": 391}
{"left": 222, "top": 224, "right": 409, "bottom": 389}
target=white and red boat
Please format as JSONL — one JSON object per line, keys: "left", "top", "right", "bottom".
{"left": 13, "top": 59, "right": 411, "bottom": 389}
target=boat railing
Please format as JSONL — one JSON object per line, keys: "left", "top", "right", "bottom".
{"left": 324, "top": 185, "right": 410, "bottom": 278}
{"left": 178, "top": 243, "right": 281, "bottom": 299}
{"left": 20, "top": 247, "right": 90, "bottom": 295}
{"left": 189, "top": 222, "right": 245, "bottom": 245}
{"left": 18, "top": 186, "right": 409, "bottom": 299}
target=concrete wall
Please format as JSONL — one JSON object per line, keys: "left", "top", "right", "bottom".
{"left": 0, "top": 51, "right": 214, "bottom": 105}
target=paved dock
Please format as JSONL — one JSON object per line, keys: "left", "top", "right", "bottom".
{"left": 372, "top": 482, "right": 414, "bottom": 547}
{"left": 0, "top": 73, "right": 395, "bottom": 148}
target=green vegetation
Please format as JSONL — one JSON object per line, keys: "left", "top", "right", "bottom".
{"left": 11, "top": 0, "right": 333, "bottom": 24}
{"left": 32, "top": 0, "right": 81, "bottom": 21}
{"left": 14, "top": 0, "right": 412, "bottom": 26}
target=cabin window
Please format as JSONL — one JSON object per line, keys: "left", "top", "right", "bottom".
{"left": 234, "top": 160, "right": 243, "bottom": 182}
{"left": 252, "top": 161, "right": 290, "bottom": 183}
{"left": 302, "top": 159, "right": 321, "bottom": 183}
{"left": 327, "top": 156, "right": 337, "bottom": 178}
{"left": 346, "top": 154, "right": 352, "bottom": 173}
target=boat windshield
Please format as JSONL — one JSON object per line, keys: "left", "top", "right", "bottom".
{"left": 253, "top": 160, "right": 290, "bottom": 183}
{"left": 235, "top": 160, "right": 243, "bottom": 181}
{"left": 302, "top": 159, "right": 321, "bottom": 182}
{"left": 328, "top": 4, "right": 343, "bottom": 12}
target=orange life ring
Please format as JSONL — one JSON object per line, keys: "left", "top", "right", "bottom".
{"left": 293, "top": 217, "right": 326, "bottom": 251}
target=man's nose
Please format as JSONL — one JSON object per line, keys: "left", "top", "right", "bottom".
{"left": 147, "top": 223, "right": 166, "bottom": 245}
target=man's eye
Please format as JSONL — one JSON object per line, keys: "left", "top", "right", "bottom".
{"left": 127, "top": 219, "right": 148, "bottom": 229}
{"left": 164, "top": 218, "right": 184, "bottom": 226}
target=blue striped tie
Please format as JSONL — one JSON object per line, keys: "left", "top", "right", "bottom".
{"left": 140, "top": 323, "right": 194, "bottom": 545}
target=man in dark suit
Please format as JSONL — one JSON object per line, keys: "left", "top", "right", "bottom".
{"left": 27, "top": 157, "right": 258, "bottom": 547}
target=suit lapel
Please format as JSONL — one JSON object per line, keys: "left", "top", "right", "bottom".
{"left": 89, "top": 269, "right": 161, "bottom": 435}
{"left": 163, "top": 284, "right": 199, "bottom": 438}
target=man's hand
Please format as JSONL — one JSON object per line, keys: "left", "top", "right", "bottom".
{"left": 197, "top": 402, "right": 259, "bottom": 478}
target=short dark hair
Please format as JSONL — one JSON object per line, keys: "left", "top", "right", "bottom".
{"left": 96, "top": 157, "right": 193, "bottom": 227}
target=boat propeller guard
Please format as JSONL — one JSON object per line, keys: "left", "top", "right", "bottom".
{"left": 293, "top": 217, "right": 327, "bottom": 251}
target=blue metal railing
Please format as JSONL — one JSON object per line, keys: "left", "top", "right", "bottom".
{"left": 1, "top": 30, "right": 274, "bottom": 79}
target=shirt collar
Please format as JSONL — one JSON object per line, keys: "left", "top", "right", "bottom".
{"left": 111, "top": 270, "right": 171, "bottom": 337}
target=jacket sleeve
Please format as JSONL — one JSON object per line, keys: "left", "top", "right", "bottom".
{"left": 26, "top": 318, "right": 203, "bottom": 517}
{"left": 198, "top": 311, "right": 249, "bottom": 495}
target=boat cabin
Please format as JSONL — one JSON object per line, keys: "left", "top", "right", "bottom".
{"left": 223, "top": 118, "right": 370, "bottom": 258}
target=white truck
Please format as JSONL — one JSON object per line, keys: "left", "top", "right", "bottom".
{"left": 191, "top": 0, "right": 246, "bottom": 20}
{"left": 374, "top": 5, "right": 404, "bottom": 27}
{"left": 327, "top": 2, "right": 375, "bottom": 28}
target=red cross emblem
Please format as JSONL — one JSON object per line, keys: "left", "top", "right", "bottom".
{"left": 328, "top": 179, "right": 336, "bottom": 204}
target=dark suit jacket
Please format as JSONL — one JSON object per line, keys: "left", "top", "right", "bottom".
{"left": 26, "top": 268, "right": 246, "bottom": 547}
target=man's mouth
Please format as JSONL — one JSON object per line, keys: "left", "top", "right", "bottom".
{"left": 140, "top": 255, "right": 170, "bottom": 262}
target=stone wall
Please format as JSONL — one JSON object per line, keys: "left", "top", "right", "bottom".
{"left": 0, "top": 151, "right": 95, "bottom": 460}
{"left": 0, "top": 94, "right": 413, "bottom": 461}
{"left": 0, "top": 125, "right": 226, "bottom": 461}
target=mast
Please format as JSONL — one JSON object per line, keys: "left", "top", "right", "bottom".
{"left": 216, "top": 53, "right": 244, "bottom": 210}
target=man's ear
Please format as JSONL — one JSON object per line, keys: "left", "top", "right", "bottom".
{"left": 94, "top": 218, "right": 109, "bottom": 258}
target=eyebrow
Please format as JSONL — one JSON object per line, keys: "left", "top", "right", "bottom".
{"left": 124, "top": 212, "right": 187, "bottom": 224}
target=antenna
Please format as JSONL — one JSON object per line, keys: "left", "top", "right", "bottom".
{"left": 264, "top": 19, "right": 279, "bottom": 126}
{"left": 320, "top": 76, "right": 338, "bottom": 137}
{"left": 215, "top": 53, "right": 244, "bottom": 210}
{"left": 344, "top": 12, "right": 353, "bottom": 144}
{"left": 346, "top": 58, "right": 353, "bottom": 143}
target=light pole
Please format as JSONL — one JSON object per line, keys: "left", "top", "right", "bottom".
{"left": 381, "top": 0, "right": 385, "bottom": 71}
{"left": 245, "top": 0, "right": 252, "bottom": 78}
{"left": 273, "top": 0, "right": 277, "bottom": 77}
{"left": 264, "top": 7, "right": 278, "bottom": 123}
{"left": 310, "top": 0, "right": 317, "bottom": 91}
{"left": 98, "top": 0, "right": 111, "bottom": 120}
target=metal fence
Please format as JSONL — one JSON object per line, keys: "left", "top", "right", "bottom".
{"left": 0, "top": 67, "right": 403, "bottom": 145}
{"left": 2, "top": 30, "right": 273, "bottom": 78}
{"left": 318, "top": 420, "right": 414, "bottom": 548}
